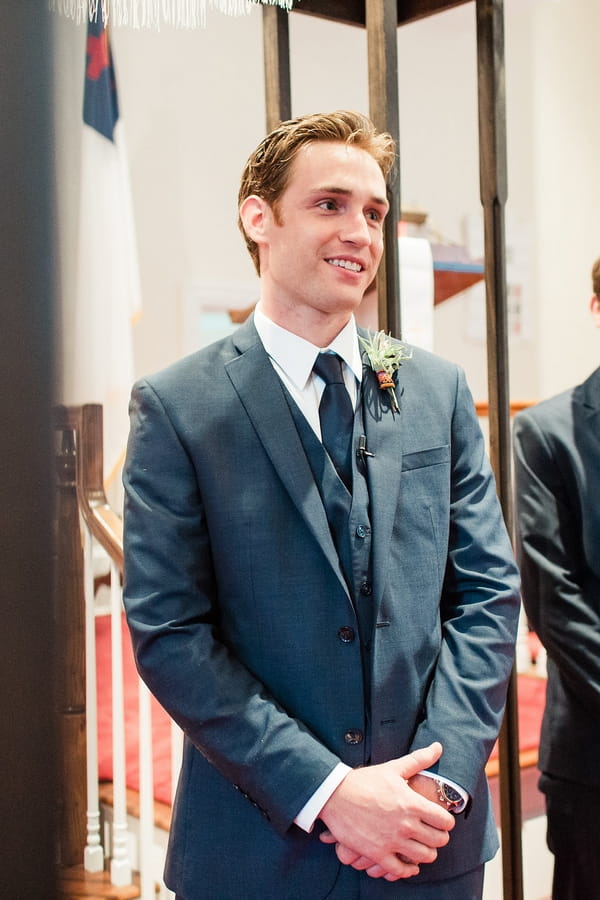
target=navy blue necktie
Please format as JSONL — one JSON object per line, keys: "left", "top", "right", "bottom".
{"left": 313, "top": 352, "right": 354, "bottom": 490}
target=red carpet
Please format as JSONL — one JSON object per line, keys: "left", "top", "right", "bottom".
{"left": 96, "top": 613, "right": 174, "bottom": 805}
{"left": 97, "top": 614, "right": 546, "bottom": 805}
{"left": 488, "top": 673, "right": 546, "bottom": 768}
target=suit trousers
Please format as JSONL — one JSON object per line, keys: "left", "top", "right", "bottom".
{"left": 176, "top": 863, "right": 484, "bottom": 900}
{"left": 540, "top": 772, "right": 600, "bottom": 900}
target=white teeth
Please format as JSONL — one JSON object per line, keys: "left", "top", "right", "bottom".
{"left": 328, "top": 259, "right": 362, "bottom": 273}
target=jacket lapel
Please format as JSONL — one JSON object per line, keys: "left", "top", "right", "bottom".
{"left": 226, "top": 317, "right": 350, "bottom": 598}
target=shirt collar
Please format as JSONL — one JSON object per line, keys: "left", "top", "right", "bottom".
{"left": 254, "top": 303, "right": 363, "bottom": 392}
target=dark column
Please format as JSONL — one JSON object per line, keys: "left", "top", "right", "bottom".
{"left": 0, "top": 3, "right": 59, "bottom": 896}
{"left": 476, "top": 2, "right": 523, "bottom": 898}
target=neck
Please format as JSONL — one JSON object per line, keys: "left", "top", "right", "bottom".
{"left": 258, "top": 299, "right": 354, "bottom": 348}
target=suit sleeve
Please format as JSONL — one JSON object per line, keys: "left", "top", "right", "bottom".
{"left": 409, "top": 368, "right": 520, "bottom": 795}
{"left": 123, "top": 379, "right": 340, "bottom": 835}
{"left": 513, "top": 409, "right": 600, "bottom": 714}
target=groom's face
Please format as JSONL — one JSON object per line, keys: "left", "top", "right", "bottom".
{"left": 260, "top": 140, "right": 388, "bottom": 324}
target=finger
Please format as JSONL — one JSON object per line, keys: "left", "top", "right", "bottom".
{"left": 397, "top": 840, "right": 439, "bottom": 866}
{"left": 369, "top": 853, "right": 420, "bottom": 880}
{"left": 319, "top": 829, "right": 336, "bottom": 844}
{"left": 393, "top": 742, "right": 443, "bottom": 780}
{"left": 366, "top": 864, "right": 387, "bottom": 878}
{"left": 335, "top": 843, "right": 361, "bottom": 866}
{"left": 348, "top": 854, "right": 377, "bottom": 871}
{"left": 366, "top": 860, "right": 419, "bottom": 880}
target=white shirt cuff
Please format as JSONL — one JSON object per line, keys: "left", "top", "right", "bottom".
{"left": 294, "top": 763, "right": 352, "bottom": 833}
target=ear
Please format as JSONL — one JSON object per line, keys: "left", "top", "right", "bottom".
{"left": 590, "top": 294, "right": 600, "bottom": 328}
{"left": 239, "top": 195, "right": 271, "bottom": 244}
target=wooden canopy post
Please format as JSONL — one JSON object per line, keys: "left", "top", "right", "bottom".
{"left": 476, "top": 2, "right": 523, "bottom": 898}
{"left": 262, "top": 5, "right": 292, "bottom": 132}
{"left": 366, "top": 0, "right": 401, "bottom": 337}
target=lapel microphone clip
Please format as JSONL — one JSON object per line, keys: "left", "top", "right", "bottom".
{"left": 357, "top": 434, "right": 375, "bottom": 463}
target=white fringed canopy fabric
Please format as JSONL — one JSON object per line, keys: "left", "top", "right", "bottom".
{"left": 50, "top": 0, "right": 293, "bottom": 29}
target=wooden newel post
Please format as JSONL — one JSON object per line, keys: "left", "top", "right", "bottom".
{"left": 54, "top": 406, "right": 87, "bottom": 866}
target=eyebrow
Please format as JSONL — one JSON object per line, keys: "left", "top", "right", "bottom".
{"left": 312, "top": 185, "right": 389, "bottom": 211}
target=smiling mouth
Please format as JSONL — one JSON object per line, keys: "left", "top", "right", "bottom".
{"left": 327, "top": 258, "right": 363, "bottom": 273}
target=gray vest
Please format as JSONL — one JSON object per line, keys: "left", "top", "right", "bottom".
{"left": 284, "top": 386, "right": 375, "bottom": 758}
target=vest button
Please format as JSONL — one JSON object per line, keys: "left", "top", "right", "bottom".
{"left": 355, "top": 524, "right": 370, "bottom": 539}
{"left": 344, "top": 729, "right": 364, "bottom": 745}
{"left": 360, "top": 581, "right": 372, "bottom": 596}
{"left": 337, "top": 626, "right": 355, "bottom": 643}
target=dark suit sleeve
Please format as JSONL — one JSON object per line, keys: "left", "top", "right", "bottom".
{"left": 408, "top": 368, "right": 520, "bottom": 796}
{"left": 513, "top": 408, "right": 600, "bottom": 714}
{"left": 123, "top": 378, "right": 340, "bottom": 835}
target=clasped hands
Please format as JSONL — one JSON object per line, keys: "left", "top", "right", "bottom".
{"left": 318, "top": 742, "right": 455, "bottom": 882}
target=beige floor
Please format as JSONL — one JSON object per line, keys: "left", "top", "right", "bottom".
{"left": 483, "top": 766, "right": 552, "bottom": 900}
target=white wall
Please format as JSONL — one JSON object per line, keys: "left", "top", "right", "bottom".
{"left": 52, "top": 0, "right": 600, "bottom": 403}
{"left": 531, "top": 0, "right": 600, "bottom": 396}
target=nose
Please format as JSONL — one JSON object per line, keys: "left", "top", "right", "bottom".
{"left": 339, "top": 211, "right": 372, "bottom": 246}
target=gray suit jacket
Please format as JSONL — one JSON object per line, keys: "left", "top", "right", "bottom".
{"left": 123, "top": 317, "right": 519, "bottom": 898}
{"left": 513, "top": 366, "right": 600, "bottom": 787}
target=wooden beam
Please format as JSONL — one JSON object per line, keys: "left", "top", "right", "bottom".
{"left": 262, "top": 5, "right": 292, "bottom": 132}
{"left": 366, "top": 0, "right": 401, "bottom": 336}
{"left": 396, "top": 0, "right": 469, "bottom": 25}
{"left": 291, "top": 0, "right": 470, "bottom": 28}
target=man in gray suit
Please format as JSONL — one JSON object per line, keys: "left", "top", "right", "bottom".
{"left": 513, "top": 257, "right": 600, "bottom": 900}
{"left": 123, "top": 111, "right": 520, "bottom": 899}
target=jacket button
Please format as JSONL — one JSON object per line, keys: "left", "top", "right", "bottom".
{"left": 360, "top": 582, "right": 372, "bottom": 596}
{"left": 344, "top": 729, "right": 364, "bottom": 745}
{"left": 356, "top": 524, "right": 370, "bottom": 539}
{"left": 337, "top": 626, "right": 355, "bottom": 643}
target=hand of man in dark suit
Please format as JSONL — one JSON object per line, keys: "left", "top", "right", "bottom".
{"left": 318, "top": 742, "right": 455, "bottom": 881}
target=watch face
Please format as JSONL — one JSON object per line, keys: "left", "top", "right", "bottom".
{"left": 443, "top": 784, "right": 462, "bottom": 803}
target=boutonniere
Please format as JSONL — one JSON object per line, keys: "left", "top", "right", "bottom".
{"left": 359, "top": 330, "right": 412, "bottom": 413}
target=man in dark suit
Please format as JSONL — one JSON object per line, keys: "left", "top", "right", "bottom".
{"left": 123, "top": 110, "right": 520, "bottom": 899}
{"left": 513, "top": 257, "right": 600, "bottom": 900}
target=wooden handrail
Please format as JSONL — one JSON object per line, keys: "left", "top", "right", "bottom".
{"left": 475, "top": 400, "right": 535, "bottom": 417}
{"left": 76, "top": 404, "right": 124, "bottom": 573}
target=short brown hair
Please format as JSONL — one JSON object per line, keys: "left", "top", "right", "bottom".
{"left": 592, "top": 256, "right": 600, "bottom": 297}
{"left": 238, "top": 110, "right": 396, "bottom": 274}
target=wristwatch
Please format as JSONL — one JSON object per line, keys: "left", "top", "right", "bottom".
{"left": 434, "top": 779, "right": 464, "bottom": 813}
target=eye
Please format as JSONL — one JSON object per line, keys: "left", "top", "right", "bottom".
{"left": 366, "top": 209, "right": 382, "bottom": 223}
{"left": 318, "top": 199, "right": 338, "bottom": 212}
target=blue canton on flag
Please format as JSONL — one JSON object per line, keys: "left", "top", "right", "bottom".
{"left": 83, "top": 9, "right": 119, "bottom": 142}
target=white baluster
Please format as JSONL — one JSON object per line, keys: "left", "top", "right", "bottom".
{"left": 138, "top": 677, "right": 155, "bottom": 899}
{"left": 515, "top": 604, "right": 532, "bottom": 674}
{"left": 83, "top": 528, "right": 104, "bottom": 872}
{"left": 109, "top": 560, "right": 132, "bottom": 886}
{"left": 171, "top": 720, "right": 184, "bottom": 804}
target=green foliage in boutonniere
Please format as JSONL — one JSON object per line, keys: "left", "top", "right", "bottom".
{"left": 359, "top": 330, "right": 412, "bottom": 413}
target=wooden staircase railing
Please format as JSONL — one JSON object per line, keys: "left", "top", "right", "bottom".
{"left": 55, "top": 404, "right": 135, "bottom": 897}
